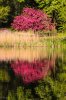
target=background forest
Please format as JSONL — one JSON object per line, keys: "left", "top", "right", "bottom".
{"left": 0, "top": 0, "right": 66, "bottom": 32}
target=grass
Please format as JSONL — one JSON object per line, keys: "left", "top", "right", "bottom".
{"left": 0, "top": 29, "right": 66, "bottom": 48}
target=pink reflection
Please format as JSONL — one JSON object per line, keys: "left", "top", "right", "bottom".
{"left": 11, "top": 59, "right": 54, "bottom": 84}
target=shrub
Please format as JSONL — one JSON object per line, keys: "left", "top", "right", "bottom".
{"left": 11, "top": 7, "right": 55, "bottom": 31}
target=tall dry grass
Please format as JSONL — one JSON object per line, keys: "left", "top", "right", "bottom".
{"left": 0, "top": 30, "right": 40, "bottom": 46}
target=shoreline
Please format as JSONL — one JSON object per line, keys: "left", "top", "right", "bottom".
{"left": 0, "top": 29, "right": 66, "bottom": 48}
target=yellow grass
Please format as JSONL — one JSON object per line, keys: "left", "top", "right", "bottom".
{"left": 0, "top": 30, "right": 40, "bottom": 46}
{"left": 0, "top": 30, "right": 66, "bottom": 47}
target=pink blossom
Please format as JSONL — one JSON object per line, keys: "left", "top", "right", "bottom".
{"left": 11, "top": 7, "right": 55, "bottom": 31}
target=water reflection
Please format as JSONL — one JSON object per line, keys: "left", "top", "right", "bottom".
{"left": 0, "top": 46, "right": 62, "bottom": 61}
{"left": 0, "top": 46, "right": 57, "bottom": 84}
{"left": 2, "top": 44, "right": 64, "bottom": 85}
{"left": 0, "top": 39, "right": 66, "bottom": 99}
{"left": 11, "top": 59, "right": 54, "bottom": 84}
{"left": 0, "top": 47, "right": 49, "bottom": 61}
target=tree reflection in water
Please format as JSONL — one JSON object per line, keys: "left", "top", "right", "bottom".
{"left": 11, "top": 59, "right": 54, "bottom": 84}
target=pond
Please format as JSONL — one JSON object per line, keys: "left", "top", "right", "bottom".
{"left": 0, "top": 39, "right": 66, "bottom": 100}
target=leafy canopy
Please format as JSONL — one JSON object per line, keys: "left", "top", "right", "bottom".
{"left": 35, "top": 0, "right": 66, "bottom": 31}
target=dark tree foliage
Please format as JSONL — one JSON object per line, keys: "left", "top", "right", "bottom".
{"left": 0, "top": 0, "right": 10, "bottom": 27}
{"left": 35, "top": 0, "right": 66, "bottom": 32}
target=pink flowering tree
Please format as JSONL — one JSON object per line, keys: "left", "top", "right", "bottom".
{"left": 11, "top": 7, "right": 55, "bottom": 31}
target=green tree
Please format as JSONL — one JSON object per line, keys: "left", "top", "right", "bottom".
{"left": 0, "top": 0, "right": 38, "bottom": 27}
{"left": 35, "top": 0, "right": 66, "bottom": 32}
{"left": 0, "top": 0, "right": 10, "bottom": 26}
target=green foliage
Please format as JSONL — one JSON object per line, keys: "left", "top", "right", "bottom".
{"left": 16, "top": 0, "right": 25, "bottom": 3}
{"left": 57, "top": 72, "right": 66, "bottom": 82}
{"left": 0, "top": 0, "right": 10, "bottom": 25}
{"left": 8, "top": 91, "right": 16, "bottom": 100}
{"left": 0, "top": 0, "right": 25, "bottom": 26}
{"left": 17, "top": 86, "right": 24, "bottom": 100}
{"left": 25, "top": 89, "right": 33, "bottom": 100}
{"left": 8, "top": 86, "right": 33, "bottom": 100}
{"left": 35, "top": 76, "right": 66, "bottom": 100}
{"left": 0, "top": 68, "right": 10, "bottom": 82}
{"left": 35, "top": 77, "right": 53, "bottom": 100}
{"left": 0, "top": 6, "right": 10, "bottom": 24}
{"left": 35, "top": 0, "right": 66, "bottom": 32}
